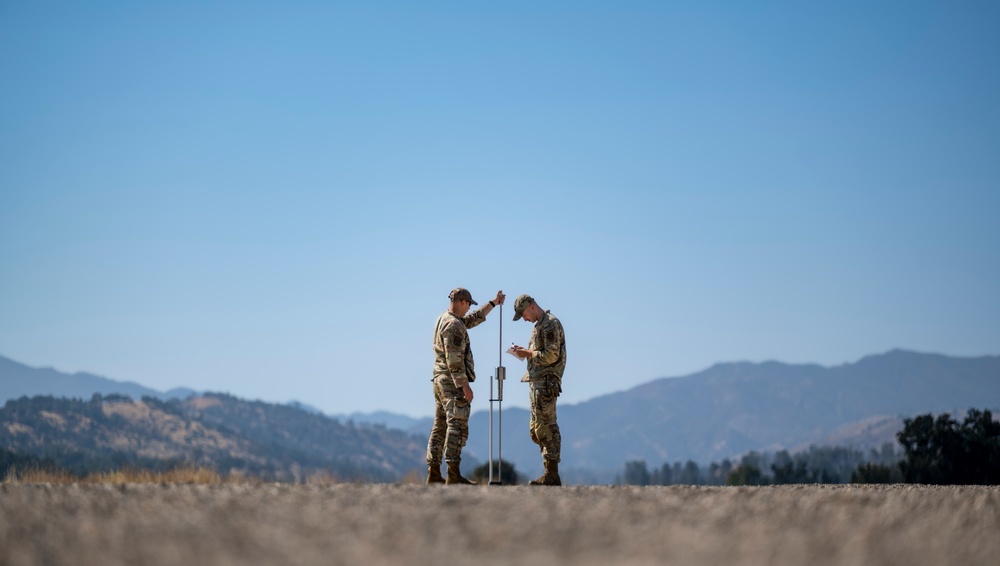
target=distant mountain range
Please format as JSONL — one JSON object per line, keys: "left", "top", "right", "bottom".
{"left": 0, "top": 356, "right": 197, "bottom": 402}
{"left": 2, "top": 350, "right": 998, "bottom": 483}
{"left": 331, "top": 411, "right": 426, "bottom": 431}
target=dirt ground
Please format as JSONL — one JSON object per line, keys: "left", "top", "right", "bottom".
{"left": 1, "top": 483, "right": 997, "bottom": 566}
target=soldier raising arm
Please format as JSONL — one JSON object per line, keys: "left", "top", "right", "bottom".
{"left": 426, "top": 287, "right": 506, "bottom": 484}
{"left": 436, "top": 288, "right": 503, "bottom": 401}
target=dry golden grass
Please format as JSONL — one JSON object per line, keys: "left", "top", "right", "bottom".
{"left": 3, "top": 466, "right": 233, "bottom": 485}
{"left": 3, "top": 466, "right": 353, "bottom": 486}
{"left": 303, "top": 470, "right": 343, "bottom": 485}
{"left": 398, "top": 468, "right": 425, "bottom": 485}
{"left": 4, "top": 467, "right": 76, "bottom": 484}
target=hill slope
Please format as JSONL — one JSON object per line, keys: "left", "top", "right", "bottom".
{"left": 0, "top": 393, "right": 425, "bottom": 481}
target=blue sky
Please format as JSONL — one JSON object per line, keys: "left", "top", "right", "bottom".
{"left": 2, "top": 1, "right": 998, "bottom": 417}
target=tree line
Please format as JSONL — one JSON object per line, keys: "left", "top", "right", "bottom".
{"left": 621, "top": 409, "right": 1000, "bottom": 486}
{"left": 620, "top": 443, "right": 901, "bottom": 486}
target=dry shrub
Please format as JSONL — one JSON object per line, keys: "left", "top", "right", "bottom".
{"left": 399, "top": 468, "right": 424, "bottom": 485}
{"left": 155, "top": 467, "right": 223, "bottom": 484}
{"left": 224, "top": 470, "right": 264, "bottom": 485}
{"left": 84, "top": 469, "right": 156, "bottom": 484}
{"left": 80, "top": 467, "right": 222, "bottom": 485}
{"left": 306, "top": 470, "right": 342, "bottom": 486}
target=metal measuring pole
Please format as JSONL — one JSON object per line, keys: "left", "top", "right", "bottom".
{"left": 488, "top": 303, "right": 505, "bottom": 485}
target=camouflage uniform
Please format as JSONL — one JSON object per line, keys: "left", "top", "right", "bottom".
{"left": 521, "top": 310, "right": 566, "bottom": 464}
{"left": 426, "top": 308, "right": 488, "bottom": 465}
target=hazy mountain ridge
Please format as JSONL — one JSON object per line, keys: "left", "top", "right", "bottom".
{"left": 2, "top": 350, "right": 998, "bottom": 482}
{"left": 0, "top": 355, "right": 198, "bottom": 402}
{"left": 332, "top": 411, "right": 426, "bottom": 431}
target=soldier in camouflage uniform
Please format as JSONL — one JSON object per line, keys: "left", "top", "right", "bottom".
{"left": 426, "top": 287, "right": 506, "bottom": 485}
{"left": 510, "top": 294, "right": 566, "bottom": 486}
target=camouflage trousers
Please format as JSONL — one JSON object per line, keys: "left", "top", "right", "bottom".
{"left": 529, "top": 379, "right": 561, "bottom": 464}
{"left": 426, "top": 376, "right": 471, "bottom": 464}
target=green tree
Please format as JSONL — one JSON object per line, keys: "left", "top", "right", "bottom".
{"left": 678, "top": 460, "right": 701, "bottom": 485}
{"left": 623, "top": 460, "right": 651, "bottom": 485}
{"left": 658, "top": 462, "right": 674, "bottom": 485}
{"left": 897, "top": 409, "right": 1000, "bottom": 484}
{"left": 727, "top": 465, "right": 766, "bottom": 486}
{"left": 771, "top": 450, "right": 805, "bottom": 484}
{"left": 960, "top": 409, "right": 1000, "bottom": 484}
{"left": 851, "top": 463, "right": 901, "bottom": 484}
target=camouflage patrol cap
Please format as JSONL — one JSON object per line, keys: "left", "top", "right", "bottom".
{"left": 512, "top": 294, "right": 535, "bottom": 321}
{"left": 449, "top": 287, "right": 478, "bottom": 305}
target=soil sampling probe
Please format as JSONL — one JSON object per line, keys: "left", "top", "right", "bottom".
{"left": 488, "top": 302, "right": 506, "bottom": 485}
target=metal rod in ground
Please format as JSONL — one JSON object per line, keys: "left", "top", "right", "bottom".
{"left": 490, "top": 365, "right": 505, "bottom": 485}
{"left": 489, "top": 303, "right": 505, "bottom": 485}
{"left": 497, "top": 367, "right": 503, "bottom": 485}
{"left": 489, "top": 368, "right": 495, "bottom": 484}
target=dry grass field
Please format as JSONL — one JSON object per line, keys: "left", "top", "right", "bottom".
{"left": 1, "top": 482, "right": 997, "bottom": 566}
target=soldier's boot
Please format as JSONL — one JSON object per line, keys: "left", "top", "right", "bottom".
{"left": 445, "top": 461, "right": 476, "bottom": 485}
{"left": 426, "top": 464, "right": 445, "bottom": 484}
{"left": 529, "top": 461, "right": 561, "bottom": 486}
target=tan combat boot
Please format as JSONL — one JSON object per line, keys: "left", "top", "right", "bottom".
{"left": 426, "top": 464, "right": 445, "bottom": 484}
{"left": 445, "top": 461, "right": 476, "bottom": 485}
{"left": 529, "top": 461, "right": 561, "bottom": 486}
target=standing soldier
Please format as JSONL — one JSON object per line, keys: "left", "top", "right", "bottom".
{"left": 510, "top": 294, "right": 566, "bottom": 486}
{"left": 426, "top": 287, "right": 506, "bottom": 485}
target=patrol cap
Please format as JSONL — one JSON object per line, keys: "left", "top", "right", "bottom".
{"left": 512, "top": 294, "right": 535, "bottom": 321}
{"left": 449, "top": 287, "right": 478, "bottom": 305}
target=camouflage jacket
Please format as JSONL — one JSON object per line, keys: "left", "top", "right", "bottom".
{"left": 432, "top": 308, "right": 488, "bottom": 388}
{"left": 521, "top": 311, "right": 566, "bottom": 385}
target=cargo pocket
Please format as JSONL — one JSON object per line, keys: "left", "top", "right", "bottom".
{"left": 445, "top": 396, "right": 471, "bottom": 422}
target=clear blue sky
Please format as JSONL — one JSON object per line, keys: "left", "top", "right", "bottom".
{"left": 2, "top": 1, "right": 998, "bottom": 417}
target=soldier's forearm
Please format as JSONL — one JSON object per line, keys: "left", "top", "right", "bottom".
{"left": 463, "top": 305, "right": 491, "bottom": 328}
{"left": 534, "top": 345, "right": 560, "bottom": 365}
